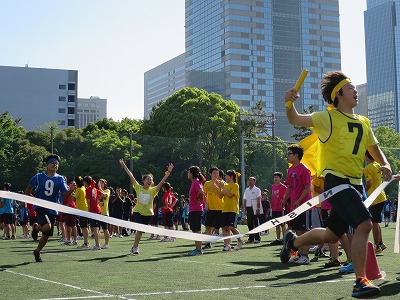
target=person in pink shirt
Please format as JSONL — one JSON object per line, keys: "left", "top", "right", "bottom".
{"left": 282, "top": 145, "right": 312, "bottom": 265}
{"left": 269, "top": 172, "right": 287, "bottom": 245}
{"left": 187, "top": 165, "right": 205, "bottom": 256}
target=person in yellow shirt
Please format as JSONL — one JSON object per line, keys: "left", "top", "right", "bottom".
{"left": 282, "top": 71, "right": 392, "bottom": 298}
{"left": 364, "top": 150, "right": 387, "bottom": 253}
{"left": 73, "top": 176, "right": 90, "bottom": 249}
{"left": 218, "top": 169, "right": 244, "bottom": 251}
{"left": 119, "top": 159, "right": 173, "bottom": 255}
{"left": 202, "top": 167, "right": 223, "bottom": 250}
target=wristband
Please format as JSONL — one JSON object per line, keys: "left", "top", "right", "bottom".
{"left": 165, "top": 171, "right": 170, "bottom": 176}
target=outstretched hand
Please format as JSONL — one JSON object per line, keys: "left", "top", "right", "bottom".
{"left": 167, "top": 163, "right": 174, "bottom": 172}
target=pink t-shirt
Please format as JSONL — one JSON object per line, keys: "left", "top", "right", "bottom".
{"left": 189, "top": 179, "right": 204, "bottom": 212}
{"left": 271, "top": 183, "right": 287, "bottom": 212}
{"left": 285, "top": 163, "right": 312, "bottom": 211}
{"left": 321, "top": 199, "right": 332, "bottom": 210}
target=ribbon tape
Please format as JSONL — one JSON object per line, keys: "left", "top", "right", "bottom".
{"left": 0, "top": 179, "right": 392, "bottom": 243}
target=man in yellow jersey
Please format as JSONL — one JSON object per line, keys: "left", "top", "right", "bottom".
{"left": 281, "top": 71, "right": 392, "bottom": 298}
{"left": 364, "top": 150, "right": 387, "bottom": 253}
{"left": 202, "top": 167, "right": 223, "bottom": 250}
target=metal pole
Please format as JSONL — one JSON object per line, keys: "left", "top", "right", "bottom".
{"left": 240, "top": 135, "right": 246, "bottom": 204}
{"left": 129, "top": 131, "right": 133, "bottom": 195}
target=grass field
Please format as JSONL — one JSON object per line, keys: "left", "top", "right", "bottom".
{"left": 1, "top": 223, "right": 400, "bottom": 300}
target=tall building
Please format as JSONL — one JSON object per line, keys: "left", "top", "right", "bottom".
{"left": 355, "top": 83, "right": 368, "bottom": 117}
{"left": 145, "top": 0, "right": 341, "bottom": 141}
{"left": 144, "top": 54, "right": 185, "bottom": 118}
{"left": 364, "top": 0, "right": 399, "bottom": 131}
{"left": 0, "top": 65, "right": 78, "bottom": 130}
{"left": 76, "top": 96, "right": 107, "bottom": 129}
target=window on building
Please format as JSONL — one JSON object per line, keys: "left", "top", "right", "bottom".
{"left": 59, "top": 120, "right": 66, "bottom": 125}
{"left": 68, "top": 107, "right": 75, "bottom": 114}
{"left": 58, "top": 108, "right": 66, "bottom": 113}
{"left": 59, "top": 96, "right": 66, "bottom": 101}
{"left": 68, "top": 119, "right": 75, "bottom": 126}
{"left": 68, "top": 83, "right": 76, "bottom": 90}
{"left": 68, "top": 95, "right": 75, "bottom": 102}
{"left": 59, "top": 84, "right": 66, "bottom": 90}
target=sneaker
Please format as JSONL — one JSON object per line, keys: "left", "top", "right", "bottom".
{"left": 147, "top": 236, "right": 155, "bottom": 240}
{"left": 68, "top": 241, "right": 78, "bottom": 246}
{"left": 223, "top": 245, "right": 232, "bottom": 252}
{"left": 202, "top": 243, "right": 212, "bottom": 250}
{"left": 188, "top": 249, "right": 203, "bottom": 256}
{"left": 339, "top": 262, "right": 354, "bottom": 273}
{"left": 2, "top": 236, "right": 10, "bottom": 240}
{"left": 235, "top": 240, "right": 243, "bottom": 250}
{"left": 32, "top": 223, "right": 39, "bottom": 241}
{"left": 77, "top": 243, "right": 90, "bottom": 249}
{"left": 380, "top": 242, "right": 387, "bottom": 251}
{"left": 160, "top": 237, "right": 171, "bottom": 242}
{"left": 294, "top": 254, "right": 310, "bottom": 265}
{"left": 212, "top": 232, "right": 220, "bottom": 236}
{"left": 76, "top": 235, "right": 84, "bottom": 240}
{"left": 315, "top": 248, "right": 330, "bottom": 258}
{"left": 309, "top": 245, "right": 318, "bottom": 252}
{"left": 154, "top": 235, "right": 161, "bottom": 240}
{"left": 352, "top": 276, "right": 380, "bottom": 298}
{"left": 101, "top": 244, "right": 109, "bottom": 249}
{"left": 324, "top": 258, "right": 341, "bottom": 268}
{"left": 33, "top": 249, "right": 42, "bottom": 262}
{"left": 280, "top": 230, "right": 298, "bottom": 264}
{"left": 11, "top": 235, "right": 15, "bottom": 240}
{"left": 131, "top": 247, "right": 139, "bottom": 254}
{"left": 245, "top": 240, "right": 255, "bottom": 244}
{"left": 64, "top": 240, "right": 71, "bottom": 245}
{"left": 254, "top": 240, "right": 261, "bottom": 244}
{"left": 90, "top": 245, "right": 101, "bottom": 250}
{"left": 270, "top": 239, "right": 283, "bottom": 246}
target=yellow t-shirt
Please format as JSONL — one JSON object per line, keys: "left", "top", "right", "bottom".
{"left": 132, "top": 182, "right": 158, "bottom": 216}
{"left": 222, "top": 182, "right": 240, "bottom": 213}
{"left": 364, "top": 161, "right": 386, "bottom": 205}
{"left": 74, "top": 186, "right": 88, "bottom": 211}
{"left": 99, "top": 189, "right": 110, "bottom": 216}
{"left": 311, "top": 109, "right": 378, "bottom": 185}
{"left": 203, "top": 180, "right": 223, "bottom": 210}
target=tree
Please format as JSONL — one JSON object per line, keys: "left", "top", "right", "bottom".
{"left": 291, "top": 105, "right": 314, "bottom": 141}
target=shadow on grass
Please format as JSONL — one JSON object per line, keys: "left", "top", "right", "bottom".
{"left": 78, "top": 254, "right": 130, "bottom": 263}
{"left": 0, "top": 262, "right": 31, "bottom": 269}
{"left": 378, "top": 280, "right": 400, "bottom": 297}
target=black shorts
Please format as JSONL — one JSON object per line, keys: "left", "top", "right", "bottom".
{"left": 204, "top": 210, "right": 222, "bottom": 229}
{"left": 79, "top": 216, "right": 89, "bottom": 228}
{"left": 4, "top": 213, "right": 15, "bottom": 225}
{"left": 324, "top": 174, "right": 371, "bottom": 238}
{"left": 90, "top": 217, "right": 100, "bottom": 228}
{"left": 384, "top": 211, "right": 391, "bottom": 218}
{"left": 369, "top": 201, "right": 384, "bottom": 223}
{"left": 65, "top": 214, "right": 76, "bottom": 227}
{"left": 290, "top": 210, "right": 311, "bottom": 231}
{"left": 29, "top": 215, "right": 38, "bottom": 226}
{"left": 271, "top": 210, "right": 285, "bottom": 221}
{"left": 133, "top": 212, "right": 151, "bottom": 226}
{"left": 189, "top": 211, "right": 202, "bottom": 232}
{"left": 162, "top": 211, "right": 174, "bottom": 227}
{"left": 321, "top": 209, "right": 329, "bottom": 227}
{"left": 99, "top": 221, "right": 109, "bottom": 230}
{"left": 20, "top": 215, "right": 28, "bottom": 226}
{"left": 221, "top": 212, "right": 237, "bottom": 228}
{"left": 36, "top": 207, "right": 56, "bottom": 236}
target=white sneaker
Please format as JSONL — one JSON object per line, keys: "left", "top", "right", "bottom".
{"left": 223, "top": 245, "right": 232, "bottom": 251}
{"left": 294, "top": 255, "right": 310, "bottom": 265}
{"left": 101, "top": 244, "right": 109, "bottom": 249}
{"left": 77, "top": 243, "right": 90, "bottom": 249}
{"left": 131, "top": 247, "right": 139, "bottom": 254}
{"left": 90, "top": 245, "right": 101, "bottom": 250}
{"left": 235, "top": 240, "right": 243, "bottom": 250}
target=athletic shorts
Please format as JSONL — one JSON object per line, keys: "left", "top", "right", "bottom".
{"left": 189, "top": 211, "right": 202, "bottom": 232}
{"left": 36, "top": 207, "right": 56, "bottom": 236}
{"left": 324, "top": 174, "right": 371, "bottom": 238}
{"left": 4, "top": 213, "right": 15, "bottom": 225}
{"left": 65, "top": 214, "right": 76, "bottom": 227}
{"left": 384, "top": 212, "right": 391, "bottom": 218}
{"left": 79, "top": 216, "right": 89, "bottom": 228}
{"left": 162, "top": 211, "right": 174, "bottom": 227}
{"left": 19, "top": 215, "right": 28, "bottom": 226}
{"left": 369, "top": 201, "right": 384, "bottom": 223}
{"left": 221, "top": 212, "right": 237, "bottom": 228}
{"left": 29, "top": 216, "right": 38, "bottom": 226}
{"left": 133, "top": 212, "right": 151, "bottom": 226}
{"left": 99, "top": 221, "right": 108, "bottom": 230}
{"left": 321, "top": 209, "right": 329, "bottom": 228}
{"left": 204, "top": 210, "right": 222, "bottom": 229}
{"left": 89, "top": 217, "right": 100, "bottom": 228}
{"left": 290, "top": 210, "right": 311, "bottom": 231}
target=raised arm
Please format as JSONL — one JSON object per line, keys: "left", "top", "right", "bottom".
{"left": 155, "top": 163, "right": 174, "bottom": 192}
{"left": 119, "top": 159, "right": 137, "bottom": 186}
{"left": 285, "top": 88, "right": 314, "bottom": 127}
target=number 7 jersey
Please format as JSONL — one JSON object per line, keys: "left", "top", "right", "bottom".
{"left": 311, "top": 109, "right": 378, "bottom": 185}
{"left": 29, "top": 172, "right": 68, "bottom": 215}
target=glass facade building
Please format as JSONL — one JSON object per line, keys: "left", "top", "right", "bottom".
{"left": 364, "top": 0, "right": 399, "bottom": 131}
{"left": 185, "top": 0, "right": 341, "bottom": 141}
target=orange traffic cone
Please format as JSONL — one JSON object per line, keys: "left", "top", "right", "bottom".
{"left": 365, "top": 242, "right": 385, "bottom": 280}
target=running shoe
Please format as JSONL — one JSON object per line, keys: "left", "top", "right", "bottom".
{"left": 188, "top": 249, "right": 203, "bottom": 256}
{"left": 131, "top": 247, "right": 139, "bottom": 254}
{"left": 235, "top": 240, "right": 243, "bottom": 250}
{"left": 202, "top": 243, "right": 212, "bottom": 250}
{"left": 339, "top": 262, "right": 354, "bottom": 273}
{"left": 374, "top": 245, "right": 382, "bottom": 254}
{"left": 77, "top": 243, "right": 90, "bottom": 249}
{"left": 294, "top": 254, "right": 310, "bottom": 265}
{"left": 380, "top": 242, "right": 387, "bottom": 251}
{"left": 324, "top": 258, "right": 341, "bottom": 268}
{"left": 352, "top": 276, "right": 380, "bottom": 298}
{"left": 280, "top": 230, "right": 298, "bottom": 264}
{"left": 90, "top": 245, "right": 101, "bottom": 250}
{"left": 33, "top": 249, "right": 42, "bottom": 262}
{"left": 101, "top": 244, "right": 109, "bottom": 249}
{"left": 222, "top": 245, "right": 232, "bottom": 252}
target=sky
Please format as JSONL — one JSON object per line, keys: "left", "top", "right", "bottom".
{"left": 0, "top": 0, "right": 367, "bottom": 121}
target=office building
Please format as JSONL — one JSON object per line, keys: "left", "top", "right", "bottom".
{"left": 364, "top": 0, "right": 399, "bottom": 131}
{"left": 355, "top": 83, "right": 368, "bottom": 117}
{"left": 145, "top": 0, "right": 341, "bottom": 141}
{"left": 76, "top": 96, "right": 107, "bottom": 129}
{"left": 0, "top": 65, "right": 77, "bottom": 130}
